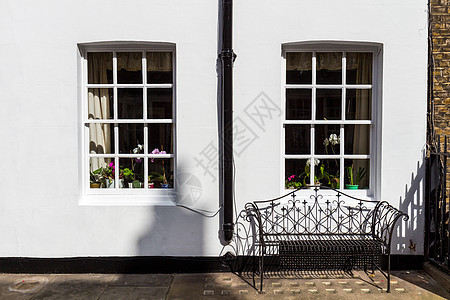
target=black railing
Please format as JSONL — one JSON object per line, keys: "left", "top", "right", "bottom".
{"left": 426, "top": 135, "right": 450, "bottom": 271}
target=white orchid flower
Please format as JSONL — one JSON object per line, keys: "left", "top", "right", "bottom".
{"left": 138, "top": 144, "right": 143, "bottom": 150}
{"left": 133, "top": 147, "right": 138, "bottom": 154}
{"left": 329, "top": 134, "right": 340, "bottom": 146}
{"left": 323, "top": 138, "right": 329, "bottom": 146}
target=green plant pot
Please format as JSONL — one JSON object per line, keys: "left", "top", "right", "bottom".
{"left": 345, "top": 184, "right": 359, "bottom": 190}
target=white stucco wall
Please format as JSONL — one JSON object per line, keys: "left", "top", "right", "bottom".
{"left": 0, "top": 0, "right": 427, "bottom": 257}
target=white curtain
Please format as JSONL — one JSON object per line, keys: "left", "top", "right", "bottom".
{"left": 88, "top": 53, "right": 112, "bottom": 171}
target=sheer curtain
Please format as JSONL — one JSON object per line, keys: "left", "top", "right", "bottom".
{"left": 88, "top": 53, "right": 112, "bottom": 171}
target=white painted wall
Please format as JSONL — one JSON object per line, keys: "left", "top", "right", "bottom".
{"left": 0, "top": 0, "right": 427, "bottom": 257}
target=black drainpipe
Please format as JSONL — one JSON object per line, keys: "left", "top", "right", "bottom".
{"left": 220, "top": 0, "right": 235, "bottom": 243}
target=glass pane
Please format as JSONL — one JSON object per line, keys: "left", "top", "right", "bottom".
{"left": 285, "top": 159, "right": 307, "bottom": 188}
{"left": 87, "top": 52, "right": 113, "bottom": 84}
{"left": 285, "top": 125, "right": 310, "bottom": 154}
{"left": 117, "top": 52, "right": 142, "bottom": 84}
{"left": 148, "top": 124, "right": 173, "bottom": 154}
{"left": 315, "top": 158, "right": 340, "bottom": 188}
{"left": 344, "top": 125, "right": 370, "bottom": 155}
{"left": 315, "top": 125, "right": 340, "bottom": 155}
{"left": 118, "top": 88, "right": 143, "bottom": 119}
{"left": 119, "top": 124, "right": 144, "bottom": 154}
{"left": 148, "top": 158, "right": 174, "bottom": 188}
{"left": 316, "top": 52, "right": 342, "bottom": 84}
{"left": 88, "top": 88, "right": 113, "bottom": 120}
{"left": 286, "top": 52, "right": 312, "bottom": 84}
{"left": 89, "top": 157, "right": 114, "bottom": 188}
{"left": 89, "top": 123, "right": 114, "bottom": 154}
{"left": 147, "top": 88, "right": 173, "bottom": 119}
{"left": 344, "top": 159, "right": 370, "bottom": 189}
{"left": 346, "top": 52, "right": 373, "bottom": 85}
{"left": 286, "top": 89, "right": 311, "bottom": 120}
{"left": 147, "top": 52, "right": 173, "bottom": 84}
{"left": 119, "top": 157, "right": 144, "bottom": 189}
{"left": 316, "top": 89, "right": 341, "bottom": 120}
{"left": 346, "top": 89, "right": 372, "bottom": 120}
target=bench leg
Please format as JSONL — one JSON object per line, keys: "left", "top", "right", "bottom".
{"left": 259, "top": 252, "right": 264, "bottom": 293}
{"left": 387, "top": 251, "right": 391, "bottom": 293}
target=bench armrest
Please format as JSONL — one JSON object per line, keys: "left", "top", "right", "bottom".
{"left": 245, "top": 202, "right": 265, "bottom": 249}
{"left": 371, "top": 201, "right": 409, "bottom": 250}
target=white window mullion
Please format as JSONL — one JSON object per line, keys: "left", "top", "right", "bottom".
{"left": 340, "top": 52, "right": 346, "bottom": 190}
{"left": 113, "top": 51, "right": 119, "bottom": 189}
{"left": 340, "top": 126, "right": 345, "bottom": 189}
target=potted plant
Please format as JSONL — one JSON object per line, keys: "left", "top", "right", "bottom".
{"left": 90, "top": 167, "right": 103, "bottom": 188}
{"left": 345, "top": 165, "right": 366, "bottom": 189}
{"left": 299, "top": 158, "right": 331, "bottom": 187}
{"left": 102, "top": 162, "right": 123, "bottom": 188}
{"left": 285, "top": 174, "right": 302, "bottom": 189}
{"left": 121, "top": 167, "right": 141, "bottom": 188}
{"left": 150, "top": 147, "right": 170, "bottom": 188}
{"left": 148, "top": 174, "right": 155, "bottom": 189}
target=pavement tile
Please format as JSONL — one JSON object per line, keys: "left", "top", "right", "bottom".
{"left": 109, "top": 274, "right": 173, "bottom": 287}
{"left": 0, "top": 274, "right": 55, "bottom": 300}
{"left": 31, "top": 274, "right": 114, "bottom": 300}
{"left": 99, "top": 286, "right": 168, "bottom": 300}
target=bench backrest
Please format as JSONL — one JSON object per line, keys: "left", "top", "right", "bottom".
{"left": 247, "top": 187, "right": 379, "bottom": 236}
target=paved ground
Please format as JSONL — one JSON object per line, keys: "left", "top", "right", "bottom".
{"left": 0, "top": 270, "right": 448, "bottom": 299}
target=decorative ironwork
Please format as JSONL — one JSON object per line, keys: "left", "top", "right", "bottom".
{"left": 245, "top": 186, "right": 408, "bottom": 293}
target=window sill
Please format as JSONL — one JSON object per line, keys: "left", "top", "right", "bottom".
{"left": 79, "top": 191, "right": 177, "bottom": 206}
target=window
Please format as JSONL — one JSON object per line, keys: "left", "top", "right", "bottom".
{"left": 81, "top": 44, "right": 175, "bottom": 196}
{"left": 283, "top": 44, "right": 379, "bottom": 194}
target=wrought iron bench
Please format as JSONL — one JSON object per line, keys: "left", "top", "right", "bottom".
{"left": 244, "top": 186, "right": 409, "bottom": 293}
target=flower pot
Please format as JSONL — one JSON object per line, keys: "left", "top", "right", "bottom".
{"left": 148, "top": 182, "right": 155, "bottom": 189}
{"left": 331, "top": 182, "right": 340, "bottom": 189}
{"left": 90, "top": 182, "right": 101, "bottom": 189}
{"left": 345, "top": 184, "right": 359, "bottom": 190}
{"left": 106, "top": 179, "right": 124, "bottom": 188}
{"left": 161, "top": 183, "right": 169, "bottom": 188}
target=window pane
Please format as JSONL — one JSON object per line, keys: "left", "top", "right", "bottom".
{"left": 346, "top": 52, "right": 372, "bottom": 85}
{"left": 285, "top": 125, "right": 310, "bottom": 154}
{"left": 285, "top": 159, "right": 307, "bottom": 188}
{"left": 148, "top": 158, "right": 174, "bottom": 188}
{"left": 315, "top": 125, "right": 340, "bottom": 155}
{"left": 119, "top": 157, "right": 144, "bottom": 189}
{"left": 89, "top": 157, "right": 114, "bottom": 188}
{"left": 286, "top": 89, "right": 311, "bottom": 120}
{"left": 117, "top": 52, "right": 143, "bottom": 84}
{"left": 147, "top": 52, "right": 173, "bottom": 84}
{"left": 118, "top": 88, "right": 143, "bottom": 119}
{"left": 315, "top": 158, "right": 340, "bottom": 188}
{"left": 346, "top": 89, "right": 371, "bottom": 120}
{"left": 88, "top": 52, "right": 113, "bottom": 84}
{"left": 119, "top": 124, "right": 144, "bottom": 154}
{"left": 88, "top": 88, "right": 113, "bottom": 120}
{"left": 147, "top": 88, "right": 173, "bottom": 119}
{"left": 89, "top": 123, "right": 114, "bottom": 154}
{"left": 148, "top": 124, "right": 173, "bottom": 154}
{"left": 344, "top": 125, "right": 370, "bottom": 155}
{"left": 286, "top": 52, "right": 312, "bottom": 84}
{"left": 344, "top": 159, "right": 370, "bottom": 189}
{"left": 316, "top": 52, "right": 342, "bottom": 84}
{"left": 316, "top": 89, "right": 341, "bottom": 120}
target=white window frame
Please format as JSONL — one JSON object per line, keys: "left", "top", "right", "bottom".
{"left": 281, "top": 42, "right": 383, "bottom": 199}
{"left": 78, "top": 42, "right": 177, "bottom": 206}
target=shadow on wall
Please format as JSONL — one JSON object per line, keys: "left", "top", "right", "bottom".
{"left": 397, "top": 150, "right": 426, "bottom": 256}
